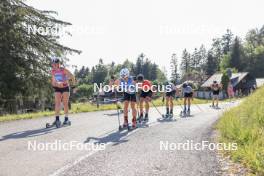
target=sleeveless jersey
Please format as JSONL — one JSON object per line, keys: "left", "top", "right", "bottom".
{"left": 120, "top": 76, "right": 136, "bottom": 94}
{"left": 52, "top": 68, "right": 68, "bottom": 87}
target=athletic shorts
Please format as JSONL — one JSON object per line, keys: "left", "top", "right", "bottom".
{"left": 140, "top": 91, "right": 152, "bottom": 98}
{"left": 184, "top": 92, "right": 193, "bottom": 98}
{"left": 212, "top": 90, "right": 220, "bottom": 95}
{"left": 124, "top": 92, "right": 137, "bottom": 102}
{"left": 166, "top": 90, "right": 176, "bottom": 97}
{"left": 54, "top": 87, "right": 70, "bottom": 94}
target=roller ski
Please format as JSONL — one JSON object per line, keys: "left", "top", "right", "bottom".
{"left": 46, "top": 117, "right": 71, "bottom": 128}
{"left": 161, "top": 108, "right": 174, "bottom": 119}
{"left": 118, "top": 116, "right": 137, "bottom": 131}
{"left": 118, "top": 122, "right": 130, "bottom": 131}
{"left": 162, "top": 113, "right": 173, "bottom": 119}
{"left": 129, "top": 118, "right": 137, "bottom": 130}
{"left": 180, "top": 109, "right": 190, "bottom": 118}
{"left": 210, "top": 104, "right": 220, "bottom": 109}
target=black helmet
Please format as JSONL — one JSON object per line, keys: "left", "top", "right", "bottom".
{"left": 182, "top": 83, "right": 187, "bottom": 88}
{"left": 213, "top": 80, "right": 217, "bottom": 84}
{"left": 51, "top": 57, "right": 60, "bottom": 64}
{"left": 111, "top": 75, "right": 115, "bottom": 80}
{"left": 137, "top": 74, "right": 144, "bottom": 81}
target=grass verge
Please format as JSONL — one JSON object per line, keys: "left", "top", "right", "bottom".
{"left": 216, "top": 87, "right": 264, "bottom": 175}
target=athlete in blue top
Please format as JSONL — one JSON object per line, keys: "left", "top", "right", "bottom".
{"left": 115, "top": 68, "right": 137, "bottom": 128}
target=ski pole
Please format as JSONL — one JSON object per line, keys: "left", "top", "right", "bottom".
{"left": 151, "top": 101, "right": 163, "bottom": 117}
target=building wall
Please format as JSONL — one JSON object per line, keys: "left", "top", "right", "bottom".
{"left": 196, "top": 91, "right": 225, "bottom": 99}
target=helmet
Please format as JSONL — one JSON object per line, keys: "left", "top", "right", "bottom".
{"left": 137, "top": 74, "right": 144, "bottom": 82}
{"left": 110, "top": 75, "right": 115, "bottom": 80}
{"left": 120, "top": 68, "right": 130, "bottom": 78}
{"left": 164, "top": 81, "right": 169, "bottom": 85}
{"left": 51, "top": 57, "right": 60, "bottom": 64}
{"left": 182, "top": 83, "right": 187, "bottom": 88}
{"left": 213, "top": 80, "right": 217, "bottom": 84}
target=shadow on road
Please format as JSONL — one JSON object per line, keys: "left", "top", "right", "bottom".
{"left": 0, "top": 127, "right": 56, "bottom": 141}
{"left": 85, "top": 130, "right": 129, "bottom": 146}
{"left": 157, "top": 118, "right": 177, "bottom": 123}
{"left": 103, "top": 113, "right": 120, "bottom": 116}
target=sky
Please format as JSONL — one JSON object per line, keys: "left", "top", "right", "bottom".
{"left": 28, "top": 0, "right": 263, "bottom": 76}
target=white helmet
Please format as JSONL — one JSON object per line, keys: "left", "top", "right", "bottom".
{"left": 120, "top": 68, "right": 130, "bottom": 78}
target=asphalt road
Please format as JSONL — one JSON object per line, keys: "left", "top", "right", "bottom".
{"left": 0, "top": 102, "right": 238, "bottom": 176}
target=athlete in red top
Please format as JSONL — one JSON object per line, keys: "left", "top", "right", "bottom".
{"left": 136, "top": 74, "right": 152, "bottom": 122}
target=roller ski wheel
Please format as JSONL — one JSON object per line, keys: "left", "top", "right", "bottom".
{"left": 63, "top": 120, "right": 71, "bottom": 126}
{"left": 46, "top": 120, "right": 61, "bottom": 128}
{"left": 118, "top": 125, "right": 127, "bottom": 131}
{"left": 137, "top": 116, "right": 143, "bottom": 123}
{"left": 128, "top": 125, "right": 137, "bottom": 131}
{"left": 180, "top": 111, "right": 186, "bottom": 118}
{"left": 46, "top": 123, "right": 51, "bottom": 128}
{"left": 215, "top": 105, "right": 220, "bottom": 109}
{"left": 210, "top": 105, "right": 216, "bottom": 109}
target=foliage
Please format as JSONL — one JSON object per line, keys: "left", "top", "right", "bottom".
{"left": 217, "top": 86, "right": 264, "bottom": 175}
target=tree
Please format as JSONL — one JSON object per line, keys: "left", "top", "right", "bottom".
{"left": 76, "top": 84, "right": 94, "bottom": 99}
{"left": 180, "top": 49, "right": 191, "bottom": 76}
{"left": 221, "top": 70, "right": 230, "bottom": 96}
{"left": 170, "top": 53, "right": 179, "bottom": 84}
{"left": 0, "top": 0, "right": 80, "bottom": 113}
{"left": 230, "top": 37, "right": 243, "bottom": 71}
{"left": 190, "top": 48, "right": 200, "bottom": 71}
{"left": 219, "top": 54, "right": 231, "bottom": 71}
{"left": 150, "top": 63, "right": 158, "bottom": 81}
{"left": 205, "top": 51, "right": 218, "bottom": 76}
{"left": 135, "top": 53, "right": 144, "bottom": 75}
{"left": 142, "top": 58, "right": 151, "bottom": 79}
{"left": 91, "top": 59, "right": 108, "bottom": 84}
{"left": 222, "top": 29, "right": 234, "bottom": 54}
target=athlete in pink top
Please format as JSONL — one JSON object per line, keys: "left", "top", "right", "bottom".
{"left": 51, "top": 57, "right": 76, "bottom": 126}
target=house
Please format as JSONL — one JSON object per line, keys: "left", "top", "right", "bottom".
{"left": 256, "top": 78, "right": 264, "bottom": 88}
{"left": 197, "top": 72, "right": 256, "bottom": 99}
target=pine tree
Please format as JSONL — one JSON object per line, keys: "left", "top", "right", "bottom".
{"left": 170, "top": 53, "right": 179, "bottom": 84}
{"left": 180, "top": 49, "right": 191, "bottom": 75}
{"left": 230, "top": 37, "right": 242, "bottom": 71}
{"left": 205, "top": 51, "right": 218, "bottom": 75}
{"left": 222, "top": 29, "right": 234, "bottom": 54}
{"left": 0, "top": 0, "right": 80, "bottom": 112}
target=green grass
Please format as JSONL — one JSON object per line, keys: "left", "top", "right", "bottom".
{"left": 0, "top": 98, "right": 211, "bottom": 122}
{"left": 217, "top": 87, "right": 264, "bottom": 175}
